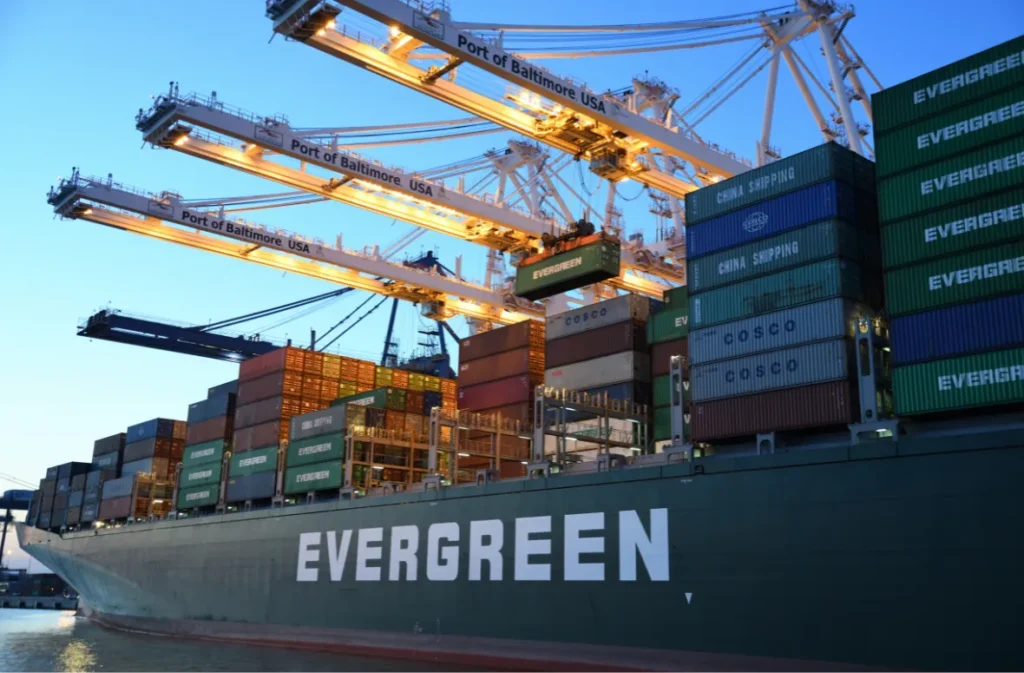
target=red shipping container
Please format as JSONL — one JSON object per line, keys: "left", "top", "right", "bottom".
{"left": 238, "top": 347, "right": 305, "bottom": 382}
{"left": 237, "top": 370, "right": 303, "bottom": 405}
{"left": 384, "top": 410, "right": 406, "bottom": 431}
{"left": 233, "top": 421, "right": 285, "bottom": 452}
{"left": 458, "top": 375, "right": 539, "bottom": 411}
{"left": 186, "top": 416, "right": 233, "bottom": 446}
{"left": 460, "top": 321, "right": 545, "bottom": 363}
{"left": 650, "top": 338, "right": 689, "bottom": 377}
{"left": 458, "top": 347, "right": 544, "bottom": 388}
{"left": 406, "top": 390, "right": 425, "bottom": 415}
{"left": 691, "top": 380, "right": 859, "bottom": 442}
{"left": 234, "top": 396, "right": 300, "bottom": 430}
{"left": 546, "top": 321, "right": 645, "bottom": 369}
{"left": 98, "top": 496, "right": 132, "bottom": 521}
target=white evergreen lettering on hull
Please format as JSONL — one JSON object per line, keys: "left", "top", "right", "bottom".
{"left": 295, "top": 509, "right": 670, "bottom": 583}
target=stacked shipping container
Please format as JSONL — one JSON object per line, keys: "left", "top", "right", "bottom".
{"left": 121, "top": 418, "right": 185, "bottom": 480}
{"left": 647, "top": 286, "right": 689, "bottom": 443}
{"left": 685, "top": 142, "right": 885, "bottom": 441}
{"left": 177, "top": 380, "right": 237, "bottom": 511}
{"left": 873, "top": 35, "right": 1024, "bottom": 416}
{"left": 284, "top": 406, "right": 347, "bottom": 497}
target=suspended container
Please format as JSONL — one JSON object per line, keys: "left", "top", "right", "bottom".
{"left": 515, "top": 237, "right": 620, "bottom": 301}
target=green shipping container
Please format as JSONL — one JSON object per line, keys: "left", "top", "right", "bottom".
{"left": 876, "top": 85, "right": 1024, "bottom": 178}
{"left": 893, "top": 346, "right": 1024, "bottom": 415}
{"left": 687, "top": 219, "right": 880, "bottom": 293}
{"left": 386, "top": 387, "right": 406, "bottom": 412}
{"left": 287, "top": 433, "right": 345, "bottom": 468}
{"left": 181, "top": 439, "right": 227, "bottom": 468}
{"left": 683, "top": 142, "right": 874, "bottom": 224}
{"left": 873, "top": 35, "right": 1024, "bottom": 135}
{"left": 230, "top": 446, "right": 278, "bottom": 477}
{"left": 180, "top": 462, "right": 222, "bottom": 488}
{"left": 878, "top": 133, "right": 1024, "bottom": 223}
{"left": 653, "top": 406, "right": 690, "bottom": 442}
{"left": 652, "top": 374, "right": 691, "bottom": 408}
{"left": 881, "top": 187, "right": 1024, "bottom": 268}
{"left": 662, "top": 285, "right": 688, "bottom": 307}
{"left": 884, "top": 238, "right": 1024, "bottom": 316}
{"left": 335, "top": 387, "right": 388, "bottom": 409}
{"left": 515, "top": 240, "right": 620, "bottom": 301}
{"left": 690, "top": 259, "right": 876, "bottom": 329}
{"left": 647, "top": 306, "right": 690, "bottom": 344}
{"left": 176, "top": 484, "right": 219, "bottom": 509}
{"left": 285, "top": 460, "right": 343, "bottom": 495}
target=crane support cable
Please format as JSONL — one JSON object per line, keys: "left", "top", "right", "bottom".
{"left": 334, "top": 126, "right": 505, "bottom": 149}
{"left": 200, "top": 288, "right": 355, "bottom": 332}
{"left": 318, "top": 295, "right": 390, "bottom": 352}
{"left": 293, "top": 116, "right": 487, "bottom": 135}
{"left": 0, "top": 472, "right": 37, "bottom": 489}
{"left": 451, "top": 6, "right": 801, "bottom": 33}
{"left": 501, "top": 33, "right": 763, "bottom": 59}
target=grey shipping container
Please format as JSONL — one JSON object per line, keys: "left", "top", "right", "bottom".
{"left": 121, "top": 457, "right": 170, "bottom": 479}
{"left": 546, "top": 321, "right": 646, "bottom": 369}
{"left": 226, "top": 471, "right": 277, "bottom": 503}
{"left": 689, "top": 298, "right": 879, "bottom": 365}
{"left": 290, "top": 405, "right": 348, "bottom": 442}
{"left": 545, "top": 294, "right": 651, "bottom": 341}
{"left": 545, "top": 351, "right": 651, "bottom": 390}
{"left": 208, "top": 380, "right": 239, "bottom": 398}
{"left": 92, "top": 451, "right": 121, "bottom": 472}
{"left": 102, "top": 476, "right": 134, "bottom": 501}
{"left": 691, "top": 338, "right": 854, "bottom": 402}
{"left": 68, "top": 490, "right": 84, "bottom": 508}
{"left": 92, "top": 433, "right": 125, "bottom": 457}
{"left": 81, "top": 502, "right": 98, "bottom": 523}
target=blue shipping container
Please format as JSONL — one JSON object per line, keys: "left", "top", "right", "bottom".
{"left": 891, "top": 293, "right": 1024, "bottom": 365}
{"left": 208, "top": 380, "right": 239, "bottom": 398}
{"left": 423, "top": 391, "right": 443, "bottom": 413}
{"left": 187, "top": 393, "right": 236, "bottom": 424}
{"left": 686, "top": 180, "right": 870, "bottom": 259}
{"left": 126, "top": 418, "right": 178, "bottom": 443}
{"left": 226, "top": 471, "right": 277, "bottom": 503}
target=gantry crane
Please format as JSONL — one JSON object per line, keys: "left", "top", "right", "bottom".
{"left": 48, "top": 170, "right": 543, "bottom": 326}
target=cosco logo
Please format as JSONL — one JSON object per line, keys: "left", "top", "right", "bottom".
{"left": 743, "top": 211, "right": 768, "bottom": 233}
{"left": 724, "top": 359, "right": 798, "bottom": 382}
{"left": 565, "top": 307, "right": 608, "bottom": 326}
{"left": 723, "top": 319, "right": 796, "bottom": 345}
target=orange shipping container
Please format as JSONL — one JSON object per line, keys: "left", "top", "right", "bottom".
{"left": 303, "top": 351, "right": 325, "bottom": 376}
{"left": 239, "top": 347, "right": 305, "bottom": 382}
{"left": 340, "top": 357, "right": 360, "bottom": 381}
{"left": 440, "top": 379, "right": 457, "bottom": 396}
{"left": 237, "top": 370, "right": 303, "bottom": 405}
{"left": 301, "top": 399, "right": 329, "bottom": 414}
{"left": 391, "top": 369, "right": 409, "bottom": 389}
{"left": 301, "top": 376, "right": 324, "bottom": 401}
{"left": 384, "top": 410, "right": 405, "bottom": 431}
{"left": 357, "top": 361, "right": 376, "bottom": 383}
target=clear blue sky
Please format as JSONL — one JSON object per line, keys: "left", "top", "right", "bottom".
{"left": 0, "top": 0, "right": 1021, "bottom": 534}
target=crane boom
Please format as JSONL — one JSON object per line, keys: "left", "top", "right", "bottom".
{"left": 47, "top": 173, "right": 542, "bottom": 325}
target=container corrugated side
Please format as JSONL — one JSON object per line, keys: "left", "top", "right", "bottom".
{"left": 892, "top": 346, "right": 1024, "bottom": 415}
{"left": 885, "top": 238, "right": 1024, "bottom": 316}
{"left": 92, "top": 433, "right": 125, "bottom": 458}
{"left": 691, "top": 379, "right": 859, "bottom": 441}
{"left": 876, "top": 84, "right": 1024, "bottom": 178}
{"left": 181, "top": 439, "right": 227, "bottom": 468}
{"left": 121, "top": 457, "right": 170, "bottom": 480}
{"left": 690, "top": 259, "right": 877, "bottom": 328}
{"left": 545, "top": 294, "right": 650, "bottom": 340}
{"left": 545, "top": 322, "right": 644, "bottom": 369}
{"left": 289, "top": 406, "right": 347, "bottom": 442}
{"left": 177, "top": 484, "right": 219, "bottom": 509}
{"left": 686, "top": 180, "right": 869, "bottom": 259}
{"left": 230, "top": 446, "right": 278, "bottom": 476}
{"left": 891, "top": 293, "right": 1024, "bottom": 364}
{"left": 514, "top": 241, "right": 621, "bottom": 301}
{"left": 652, "top": 374, "right": 691, "bottom": 408}
{"left": 335, "top": 387, "right": 388, "bottom": 409}
{"left": 688, "top": 219, "right": 879, "bottom": 292}
{"left": 646, "top": 306, "right": 689, "bottom": 344}
{"left": 881, "top": 187, "right": 1024, "bottom": 268}
{"left": 459, "top": 320, "right": 545, "bottom": 363}
{"left": 653, "top": 406, "right": 690, "bottom": 442}
{"left": 91, "top": 451, "right": 120, "bottom": 472}
{"left": 101, "top": 476, "right": 133, "bottom": 501}
{"left": 650, "top": 339, "right": 688, "bottom": 378}
{"left": 457, "top": 375, "right": 537, "bottom": 411}
{"left": 545, "top": 351, "right": 651, "bottom": 390}
{"left": 285, "top": 460, "right": 343, "bottom": 495}
{"left": 207, "top": 380, "right": 238, "bottom": 398}
{"left": 878, "top": 133, "right": 1024, "bottom": 223}
{"left": 225, "top": 471, "right": 276, "bottom": 503}
{"left": 287, "top": 433, "right": 345, "bottom": 467}
{"left": 80, "top": 502, "right": 98, "bottom": 523}
{"left": 689, "top": 298, "right": 872, "bottom": 365}
{"left": 181, "top": 462, "right": 222, "bottom": 488}
{"left": 458, "top": 346, "right": 543, "bottom": 386}
{"left": 684, "top": 142, "right": 873, "bottom": 224}
{"left": 691, "top": 338, "right": 853, "bottom": 402}
{"left": 662, "top": 285, "right": 688, "bottom": 308}
{"left": 187, "top": 393, "right": 235, "bottom": 425}
{"left": 872, "top": 35, "right": 1024, "bottom": 135}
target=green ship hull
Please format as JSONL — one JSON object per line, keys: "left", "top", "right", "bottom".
{"left": 18, "top": 425, "right": 1024, "bottom": 671}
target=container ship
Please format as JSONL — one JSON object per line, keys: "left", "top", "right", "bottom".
{"left": 17, "top": 8, "right": 1024, "bottom": 672}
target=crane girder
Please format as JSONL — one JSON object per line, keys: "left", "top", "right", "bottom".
{"left": 48, "top": 176, "right": 542, "bottom": 325}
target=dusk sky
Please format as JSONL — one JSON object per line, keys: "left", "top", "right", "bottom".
{"left": 1, "top": 1, "right": 1021, "bottom": 566}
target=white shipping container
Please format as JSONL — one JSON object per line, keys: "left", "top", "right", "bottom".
{"left": 545, "top": 295, "right": 651, "bottom": 341}
{"left": 545, "top": 351, "right": 651, "bottom": 390}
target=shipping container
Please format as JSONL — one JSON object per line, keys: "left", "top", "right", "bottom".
{"left": 55, "top": 478, "right": 69, "bottom": 495}
{"left": 407, "top": 372, "right": 426, "bottom": 391}
{"left": 181, "top": 462, "right": 222, "bottom": 488}
{"left": 102, "top": 476, "right": 134, "bottom": 501}
{"left": 50, "top": 509, "right": 66, "bottom": 529}
{"left": 375, "top": 367, "right": 394, "bottom": 388}
{"left": 335, "top": 387, "right": 388, "bottom": 410}
{"left": 440, "top": 378, "right": 457, "bottom": 396}
{"left": 646, "top": 306, "right": 689, "bottom": 345}
{"left": 68, "top": 490, "right": 84, "bottom": 508}
{"left": 121, "top": 457, "right": 171, "bottom": 480}
{"left": 391, "top": 369, "right": 410, "bottom": 389}
{"left": 225, "top": 471, "right": 277, "bottom": 503}
{"left": 423, "top": 375, "right": 442, "bottom": 392}
{"left": 876, "top": 85, "right": 1024, "bottom": 178}
{"left": 123, "top": 437, "right": 183, "bottom": 464}
{"left": 230, "top": 446, "right": 278, "bottom": 477}
{"left": 80, "top": 502, "right": 98, "bottom": 523}
{"left": 460, "top": 320, "right": 545, "bottom": 363}
{"left": 545, "top": 351, "right": 651, "bottom": 390}
{"left": 881, "top": 187, "right": 1024, "bottom": 268}
{"left": 653, "top": 406, "right": 690, "bottom": 443}
{"left": 301, "top": 375, "right": 324, "bottom": 401}
{"left": 651, "top": 339, "right": 689, "bottom": 377}
{"left": 207, "top": 380, "right": 238, "bottom": 398}
{"left": 232, "top": 421, "right": 284, "bottom": 453}
{"left": 235, "top": 395, "right": 301, "bottom": 429}
{"left": 885, "top": 238, "right": 1024, "bottom": 316}
{"left": 692, "top": 338, "right": 853, "bottom": 402}
{"left": 689, "top": 219, "right": 880, "bottom": 293}
{"left": 365, "top": 407, "right": 387, "bottom": 429}
{"left": 687, "top": 180, "right": 873, "bottom": 259}
{"left": 238, "top": 346, "right": 305, "bottom": 382}
{"left": 406, "top": 390, "right": 425, "bottom": 415}
{"left": 237, "top": 370, "right": 303, "bottom": 405}
{"left": 290, "top": 405, "right": 348, "bottom": 441}
{"left": 515, "top": 240, "right": 621, "bottom": 301}
{"left": 691, "top": 379, "right": 860, "bottom": 441}
{"left": 92, "top": 433, "right": 125, "bottom": 457}
{"left": 285, "top": 461, "right": 343, "bottom": 494}
{"left": 685, "top": 142, "right": 875, "bottom": 223}
{"left": 544, "top": 295, "right": 652, "bottom": 341}
{"left": 878, "top": 134, "right": 1024, "bottom": 223}
{"left": 357, "top": 361, "right": 377, "bottom": 385}
{"left": 126, "top": 418, "right": 183, "bottom": 443}
{"left": 287, "top": 433, "right": 345, "bottom": 467}
{"left": 70, "top": 474, "right": 87, "bottom": 492}
{"left": 44, "top": 466, "right": 58, "bottom": 480}
{"left": 384, "top": 409, "right": 406, "bottom": 432}
{"left": 892, "top": 346, "right": 1024, "bottom": 415}
{"left": 91, "top": 451, "right": 120, "bottom": 473}
{"left": 689, "top": 298, "right": 876, "bottom": 365}
{"left": 177, "top": 484, "right": 219, "bottom": 509}
{"left": 302, "top": 350, "right": 324, "bottom": 377}
{"left": 335, "top": 380, "right": 358, "bottom": 400}
{"left": 385, "top": 387, "right": 407, "bottom": 412}
{"left": 546, "top": 322, "right": 645, "bottom": 369}
{"left": 891, "top": 293, "right": 1024, "bottom": 364}
{"left": 37, "top": 512, "right": 51, "bottom": 530}
{"left": 872, "top": 35, "right": 1024, "bottom": 135}
{"left": 662, "top": 285, "right": 688, "bottom": 308}
{"left": 423, "top": 390, "right": 443, "bottom": 412}
{"left": 458, "top": 375, "right": 537, "bottom": 411}
{"left": 83, "top": 490, "right": 100, "bottom": 506}
{"left": 690, "top": 259, "right": 878, "bottom": 328}
{"left": 653, "top": 374, "right": 691, "bottom": 408}
{"left": 322, "top": 354, "right": 342, "bottom": 379}
{"left": 185, "top": 416, "right": 232, "bottom": 446}
{"left": 56, "top": 462, "right": 91, "bottom": 480}
{"left": 85, "top": 469, "right": 116, "bottom": 491}
{"left": 53, "top": 493, "right": 68, "bottom": 511}
{"left": 459, "top": 346, "right": 543, "bottom": 387}
{"left": 187, "top": 393, "right": 236, "bottom": 425}
{"left": 65, "top": 506, "right": 81, "bottom": 528}
{"left": 181, "top": 439, "right": 227, "bottom": 468}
